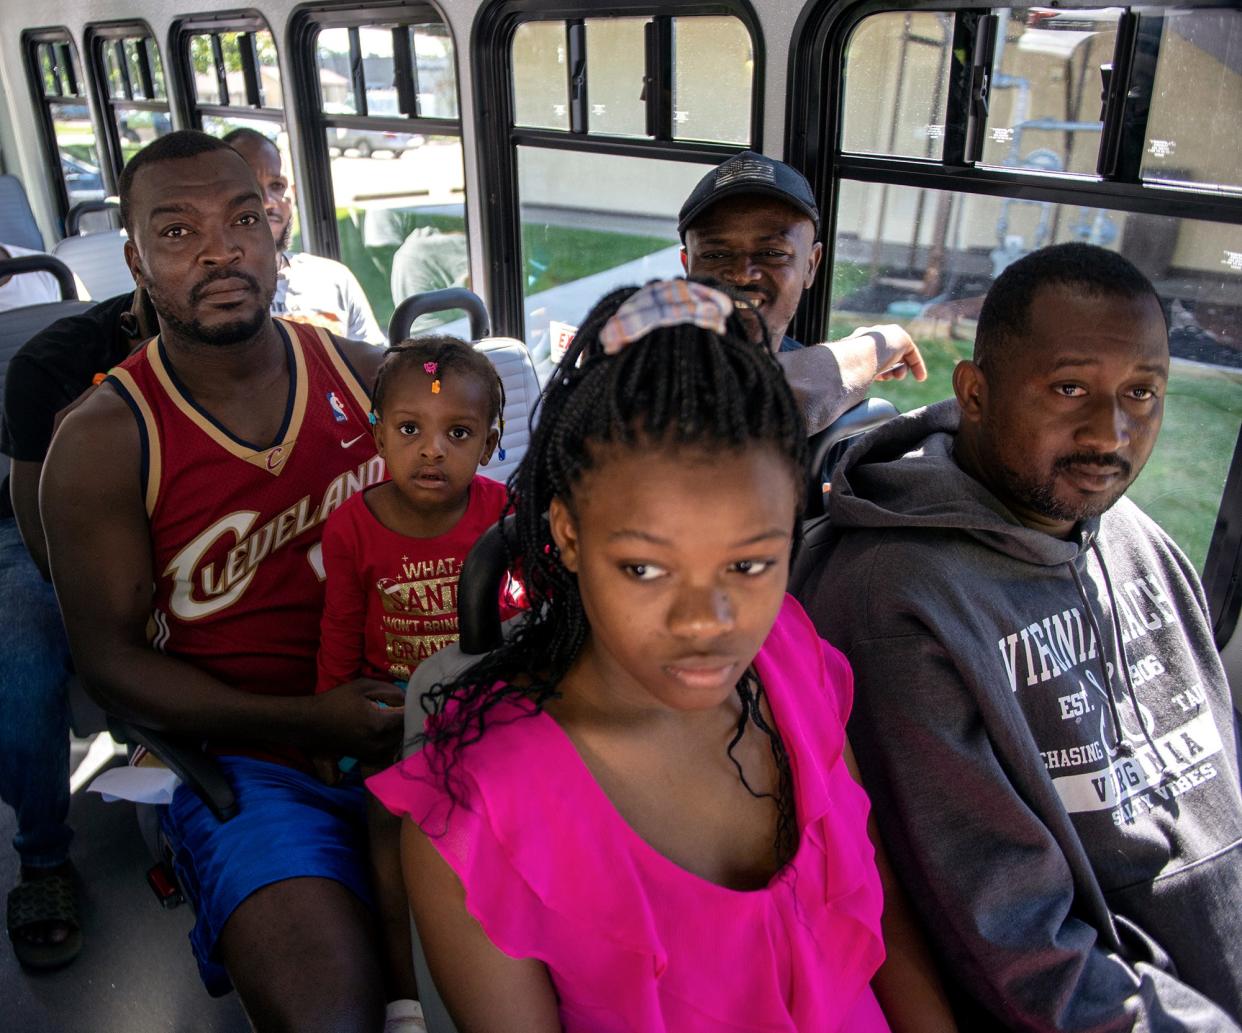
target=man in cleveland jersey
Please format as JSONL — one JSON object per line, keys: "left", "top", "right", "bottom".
{"left": 41, "top": 132, "right": 402, "bottom": 1031}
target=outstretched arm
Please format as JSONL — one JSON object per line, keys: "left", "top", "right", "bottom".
{"left": 779, "top": 325, "right": 926, "bottom": 435}
{"left": 40, "top": 387, "right": 402, "bottom": 758}
{"left": 401, "top": 819, "right": 562, "bottom": 1033}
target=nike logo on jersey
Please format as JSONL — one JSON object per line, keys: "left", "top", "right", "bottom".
{"left": 341, "top": 434, "right": 366, "bottom": 448}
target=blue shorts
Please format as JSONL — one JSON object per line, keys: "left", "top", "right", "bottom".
{"left": 159, "top": 755, "right": 373, "bottom": 996}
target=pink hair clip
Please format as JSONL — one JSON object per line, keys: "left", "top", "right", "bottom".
{"left": 598, "top": 280, "right": 734, "bottom": 355}
{"left": 423, "top": 360, "right": 441, "bottom": 394}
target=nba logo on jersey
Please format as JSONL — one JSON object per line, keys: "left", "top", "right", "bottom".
{"left": 327, "top": 391, "right": 349, "bottom": 423}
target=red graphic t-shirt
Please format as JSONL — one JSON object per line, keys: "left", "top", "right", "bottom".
{"left": 315, "top": 475, "right": 523, "bottom": 692}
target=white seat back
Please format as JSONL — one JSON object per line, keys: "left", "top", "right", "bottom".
{"left": 474, "top": 336, "right": 540, "bottom": 485}
{"left": 53, "top": 231, "right": 133, "bottom": 302}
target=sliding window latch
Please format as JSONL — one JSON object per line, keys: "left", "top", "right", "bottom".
{"left": 1096, "top": 12, "right": 1152, "bottom": 179}
{"left": 567, "top": 20, "right": 587, "bottom": 134}
{"left": 963, "top": 14, "right": 998, "bottom": 164}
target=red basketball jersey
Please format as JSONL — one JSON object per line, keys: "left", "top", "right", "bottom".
{"left": 107, "top": 320, "right": 384, "bottom": 729}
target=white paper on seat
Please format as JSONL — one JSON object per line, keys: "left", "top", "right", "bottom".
{"left": 89, "top": 765, "right": 183, "bottom": 804}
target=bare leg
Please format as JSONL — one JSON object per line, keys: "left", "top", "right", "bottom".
{"left": 218, "top": 876, "right": 386, "bottom": 1033}
{"left": 369, "top": 794, "right": 419, "bottom": 1002}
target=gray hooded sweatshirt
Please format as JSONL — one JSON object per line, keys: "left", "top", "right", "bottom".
{"left": 805, "top": 400, "right": 1242, "bottom": 1032}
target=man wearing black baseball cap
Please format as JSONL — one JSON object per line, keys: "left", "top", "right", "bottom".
{"left": 679, "top": 151, "right": 925, "bottom": 433}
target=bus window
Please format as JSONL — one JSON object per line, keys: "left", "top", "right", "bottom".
{"left": 829, "top": 182, "right": 1240, "bottom": 569}
{"left": 796, "top": 2, "right": 1242, "bottom": 574}
{"left": 841, "top": 13, "right": 954, "bottom": 161}
{"left": 672, "top": 16, "right": 753, "bottom": 145}
{"left": 517, "top": 147, "right": 706, "bottom": 358}
{"left": 978, "top": 8, "right": 1118, "bottom": 176}
{"left": 299, "top": 9, "right": 469, "bottom": 335}
{"left": 21, "top": 31, "right": 106, "bottom": 220}
{"left": 481, "top": 8, "right": 762, "bottom": 364}
{"left": 1143, "top": 9, "right": 1242, "bottom": 192}
{"left": 177, "top": 17, "right": 284, "bottom": 126}
{"left": 513, "top": 22, "right": 571, "bottom": 131}
{"left": 173, "top": 16, "right": 296, "bottom": 247}
{"left": 584, "top": 19, "right": 648, "bottom": 138}
{"left": 87, "top": 24, "right": 172, "bottom": 182}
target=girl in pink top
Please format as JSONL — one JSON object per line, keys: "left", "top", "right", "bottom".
{"left": 369, "top": 281, "right": 955, "bottom": 1032}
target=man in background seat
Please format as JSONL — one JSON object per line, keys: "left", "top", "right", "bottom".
{"left": 679, "top": 151, "right": 926, "bottom": 434}
{"left": 223, "top": 127, "right": 386, "bottom": 346}
{"left": 805, "top": 243, "right": 1242, "bottom": 1029}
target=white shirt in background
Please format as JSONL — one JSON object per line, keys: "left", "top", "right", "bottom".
{"left": 0, "top": 243, "right": 90, "bottom": 312}
{"left": 272, "top": 251, "right": 386, "bottom": 345}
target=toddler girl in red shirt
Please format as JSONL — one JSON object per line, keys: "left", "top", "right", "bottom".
{"left": 315, "top": 335, "right": 521, "bottom": 1029}
{"left": 316, "top": 336, "right": 520, "bottom": 694}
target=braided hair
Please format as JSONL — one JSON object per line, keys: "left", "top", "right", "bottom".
{"left": 419, "top": 281, "right": 809, "bottom": 863}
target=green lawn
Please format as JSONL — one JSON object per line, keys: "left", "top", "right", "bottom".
{"left": 520, "top": 223, "right": 672, "bottom": 295}
{"left": 338, "top": 210, "right": 466, "bottom": 332}
{"left": 337, "top": 208, "right": 670, "bottom": 334}
{"left": 828, "top": 324, "right": 1242, "bottom": 572}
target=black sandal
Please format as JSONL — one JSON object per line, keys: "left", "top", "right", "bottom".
{"left": 6, "top": 870, "right": 82, "bottom": 970}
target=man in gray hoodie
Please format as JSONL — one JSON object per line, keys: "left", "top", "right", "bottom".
{"left": 806, "top": 242, "right": 1242, "bottom": 1030}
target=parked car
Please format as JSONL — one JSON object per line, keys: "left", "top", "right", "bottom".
{"left": 61, "top": 153, "right": 106, "bottom": 206}
{"left": 328, "top": 126, "right": 424, "bottom": 158}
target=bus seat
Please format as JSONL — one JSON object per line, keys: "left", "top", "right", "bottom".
{"left": 0, "top": 301, "right": 92, "bottom": 397}
{"left": 64, "top": 199, "right": 121, "bottom": 237}
{"left": 0, "top": 174, "right": 45, "bottom": 252}
{"left": 474, "top": 337, "right": 540, "bottom": 486}
{"left": 388, "top": 287, "right": 490, "bottom": 344}
{"left": 53, "top": 230, "right": 133, "bottom": 303}
{"left": 400, "top": 640, "right": 481, "bottom": 1033}
{"left": 789, "top": 397, "right": 900, "bottom": 601}
{"left": 0, "top": 255, "right": 90, "bottom": 404}
{"left": 802, "top": 398, "right": 899, "bottom": 519}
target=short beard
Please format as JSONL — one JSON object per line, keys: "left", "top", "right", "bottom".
{"left": 995, "top": 451, "right": 1133, "bottom": 524}
{"left": 145, "top": 266, "right": 274, "bottom": 347}
{"left": 158, "top": 304, "right": 269, "bottom": 347}
{"left": 275, "top": 220, "right": 292, "bottom": 253}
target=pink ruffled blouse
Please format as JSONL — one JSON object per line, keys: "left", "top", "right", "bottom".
{"left": 369, "top": 596, "right": 890, "bottom": 1032}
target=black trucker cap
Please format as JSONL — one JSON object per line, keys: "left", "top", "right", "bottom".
{"left": 677, "top": 151, "right": 820, "bottom": 239}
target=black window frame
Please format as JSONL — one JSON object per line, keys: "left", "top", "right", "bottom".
{"left": 787, "top": 0, "right": 1242, "bottom": 342}
{"left": 287, "top": 1, "right": 467, "bottom": 261}
{"left": 474, "top": 0, "right": 766, "bottom": 337}
{"left": 169, "top": 10, "right": 286, "bottom": 135}
{"left": 85, "top": 21, "right": 172, "bottom": 187}
{"left": 21, "top": 27, "right": 103, "bottom": 225}
{"left": 788, "top": 0, "right": 1242, "bottom": 640}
